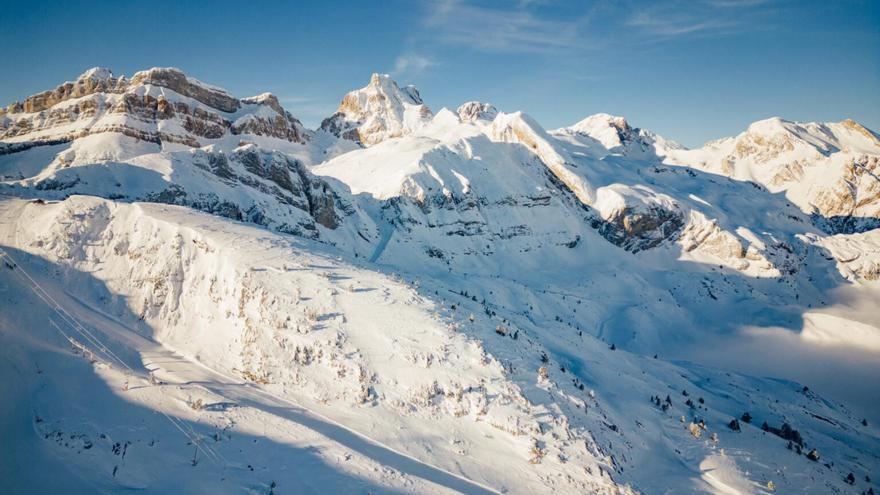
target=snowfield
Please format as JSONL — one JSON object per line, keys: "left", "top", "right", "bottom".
{"left": 1, "top": 68, "right": 879, "bottom": 494}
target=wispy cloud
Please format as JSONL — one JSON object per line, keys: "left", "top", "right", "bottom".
{"left": 417, "top": 0, "right": 775, "bottom": 55}
{"left": 625, "top": 0, "right": 774, "bottom": 38}
{"left": 422, "top": 0, "right": 589, "bottom": 54}
{"left": 707, "top": 0, "right": 768, "bottom": 8}
{"left": 393, "top": 53, "right": 436, "bottom": 76}
{"left": 626, "top": 10, "right": 733, "bottom": 37}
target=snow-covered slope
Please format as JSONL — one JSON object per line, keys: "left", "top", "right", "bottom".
{"left": 1, "top": 69, "right": 879, "bottom": 494}
{"left": 4, "top": 196, "right": 878, "bottom": 494}
{"left": 0, "top": 196, "right": 627, "bottom": 493}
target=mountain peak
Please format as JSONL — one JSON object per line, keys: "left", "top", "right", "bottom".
{"left": 568, "top": 113, "right": 632, "bottom": 135}
{"left": 365, "top": 72, "right": 423, "bottom": 105}
{"left": 128, "top": 67, "right": 240, "bottom": 113}
{"left": 77, "top": 67, "right": 114, "bottom": 82}
{"left": 457, "top": 101, "right": 498, "bottom": 122}
{"left": 369, "top": 72, "right": 392, "bottom": 87}
{"left": 241, "top": 92, "right": 285, "bottom": 115}
{"left": 129, "top": 66, "right": 234, "bottom": 98}
{"left": 1, "top": 67, "right": 126, "bottom": 115}
{"left": 319, "top": 73, "right": 432, "bottom": 146}
{"left": 554, "top": 113, "right": 683, "bottom": 159}
{"left": 744, "top": 116, "right": 792, "bottom": 135}
{"left": 0, "top": 66, "right": 311, "bottom": 153}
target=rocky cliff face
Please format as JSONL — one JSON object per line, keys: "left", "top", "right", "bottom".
{"left": 319, "top": 73, "right": 432, "bottom": 146}
{"left": 129, "top": 67, "right": 241, "bottom": 113}
{"left": 0, "top": 67, "right": 308, "bottom": 156}
{"left": 0, "top": 68, "right": 124, "bottom": 115}
{"left": 147, "top": 145, "right": 348, "bottom": 233}
{"left": 590, "top": 185, "right": 685, "bottom": 253}
{"left": 809, "top": 154, "right": 880, "bottom": 233}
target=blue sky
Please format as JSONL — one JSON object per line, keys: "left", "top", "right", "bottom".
{"left": 1, "top": 0, "right": 878, "bottom": 147}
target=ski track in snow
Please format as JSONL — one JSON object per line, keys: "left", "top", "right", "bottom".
{"left": 369, "top": 221, "right": 395, "bottom": 263}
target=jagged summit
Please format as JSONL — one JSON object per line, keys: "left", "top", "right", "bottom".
{"left": 738, "top": 116, "right": 877, "bottom": 142}
{"left": 319, "top": 73, "right": 432, "bottom": 147}
{"left": 131, "top": 67, "right": 233, "bottom": 96}
{"left": 841, "top": 118, "right": 880, "bottom": 144}
{"left": 669, "top": 116, "right": 880, "bottom": 171}
{"left": 368, "top": 72, "right": 423, "bottom": 105}
{"left": 1, "top": 67, "right": 126, "bottom": 115}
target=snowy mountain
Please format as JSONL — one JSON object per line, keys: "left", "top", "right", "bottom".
{"left": 320, "top": 73, "right": 433, "bottom": 147}
{"left": 664, "top": 117, "right": 880, "bottom": 234}
{"left": 0, "top": 67, "right": 309, "bottom": 158}
{"left": 551, "top": 113, "right": 684, "bottom": 160}
{"left": 0, "top": 67, "right": 376, "bottom": 246}
{"left": 1, "top": 68, "right": 879, "bottom": 495}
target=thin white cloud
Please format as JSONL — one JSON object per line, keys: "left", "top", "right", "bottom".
{"left": 626, "top": 10, "right": 733, "bottom": 36}
{"left": 708, "top": 0, "right": 768, "bottom": 7}
{"left": 413, "top": 0, "right": 776, "bottom": 59}
{"left": 393, "top": 53, "right": 436, "bottom": 75}
{"left": 423, "top": 0, "right": 588, "bottom": 54}
{"left": 625, "top": 0, "right": 772, "bottom": 38}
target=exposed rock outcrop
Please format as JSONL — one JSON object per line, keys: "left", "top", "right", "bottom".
{"left": 129, "top": 67, "right": 241, "bottom": 112}
{"left": 810, "top": 155, "right": 880, "bottom": 234}
{"left": 0, "top": 68, "right": 126, "bottom": 116}
{"left": 490, "top": 111, "right": 595, "bottom": 206}
{"left": 0, "top": 67, "right": 308, "bottom": 156}
{"left": 591, "top": 185, "right": 684, "bottom": 252}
